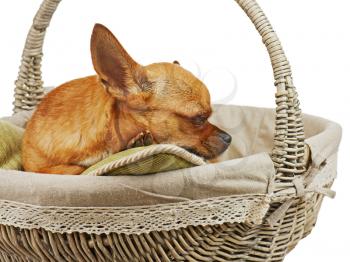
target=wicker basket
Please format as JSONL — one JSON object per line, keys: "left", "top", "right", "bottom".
{"left": 0, "top": 0, "right": 341, "bottom": 261}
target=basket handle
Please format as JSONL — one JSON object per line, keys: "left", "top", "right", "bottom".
{"left": 13, "top": 0, "right": 306, "bottom": 188}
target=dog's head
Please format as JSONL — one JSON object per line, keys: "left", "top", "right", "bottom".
{"left": 91, "top": 24, "right": 231, "bottom": 159}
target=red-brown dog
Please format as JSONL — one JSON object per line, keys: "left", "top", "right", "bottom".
{"left": 22, "top": 24, "right": 231, "bottom": 175}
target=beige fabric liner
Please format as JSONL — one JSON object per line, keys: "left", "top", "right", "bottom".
{"left": 0, "top": 153, "right": 274, "bottom": 207}
{"left": 0, "top": 105, "right": 341, "bottom": 234}
{"left": 0, "top": 105, "right": 341, "bottom": 207}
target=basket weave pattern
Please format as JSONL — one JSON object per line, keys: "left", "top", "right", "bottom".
{"left": 0, "top": 0, "right": 335, "bottom": 261}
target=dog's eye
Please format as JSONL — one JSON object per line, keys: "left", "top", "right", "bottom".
{"left": 140, "top": 80, "right": 153, "bottom": 91}
{"left": 191, "top": 115, "right": 207, "bottom": 126}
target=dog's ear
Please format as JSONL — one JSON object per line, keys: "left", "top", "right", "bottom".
{"left": 91, "top": 24, "right": 147, "bottom": 99}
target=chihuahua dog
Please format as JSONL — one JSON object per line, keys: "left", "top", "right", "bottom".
{"left": 22, "top": 24, "right": 232, "bottom": 175}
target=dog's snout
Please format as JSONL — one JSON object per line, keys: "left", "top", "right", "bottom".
{"left": 218, "top": 131, "right": 232, "bottom": 145}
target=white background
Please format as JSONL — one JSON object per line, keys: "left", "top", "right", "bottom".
{"left": 0, "top": 0, "right": 349, "bottom": 261}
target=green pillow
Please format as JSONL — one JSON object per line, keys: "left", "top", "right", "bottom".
{"left": 0, "top": 121, "right": 24, "bottom": 170}
{"left": 82, "top": 145, "right": 205, "bottom": 176}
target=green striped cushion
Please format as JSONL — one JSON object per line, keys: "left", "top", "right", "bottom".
{"left": 82, "top": 145, "right": 205, "bottom": 176}
{"left": 0, "top": 121, "right": 24, "bottom": 170}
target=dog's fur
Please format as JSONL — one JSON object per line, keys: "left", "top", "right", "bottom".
{"left": 22, "top": 24, "right": 231, "bottom": 175}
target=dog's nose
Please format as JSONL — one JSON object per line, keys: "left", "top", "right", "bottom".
{"left": 219, "top": 132, "right": 232, "bottom": 145}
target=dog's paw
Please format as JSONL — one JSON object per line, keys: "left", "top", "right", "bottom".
{"left": 127, "top": 131, "right": 154, "bottom": 149}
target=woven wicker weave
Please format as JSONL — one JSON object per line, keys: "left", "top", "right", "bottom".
{"left": 0, "top": 0, "right": 339, "bottom": 261}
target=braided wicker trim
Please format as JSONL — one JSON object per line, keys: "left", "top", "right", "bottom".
{"left": 84, "top": 144, "right": 206, "bottom": 176}
{"left": 0, "top": 195, "right": 270, "bottom": 235}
